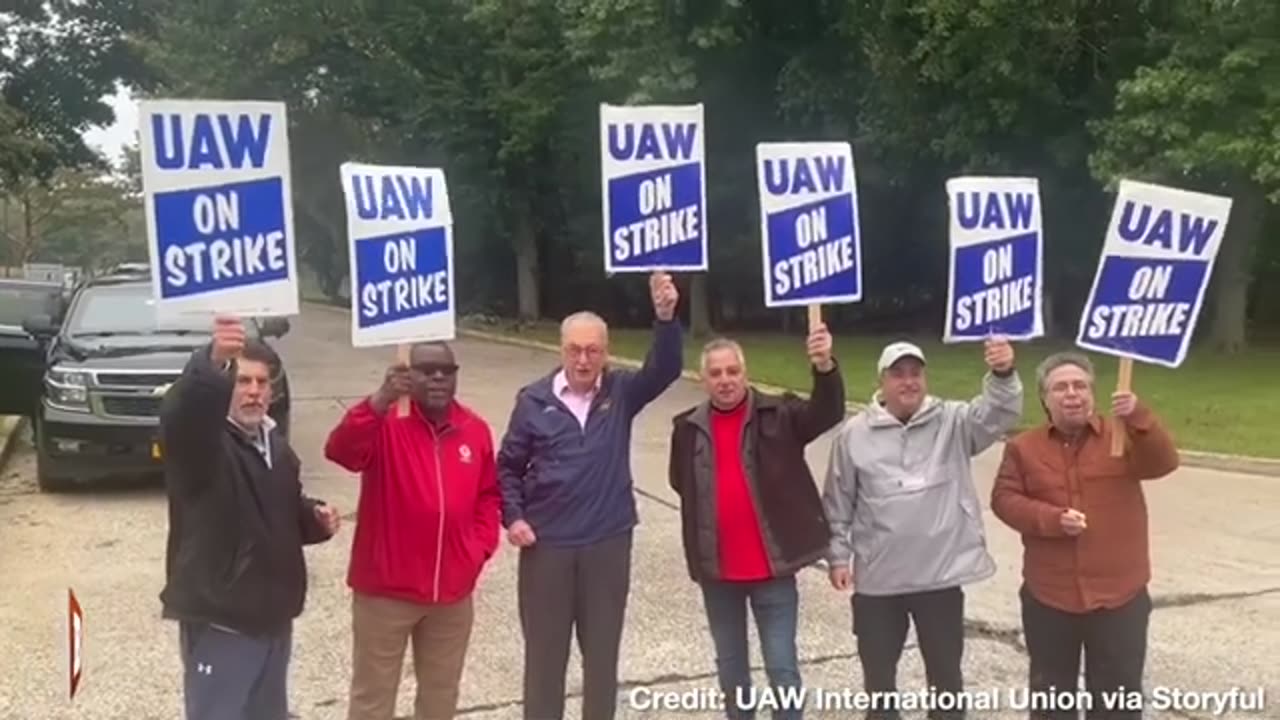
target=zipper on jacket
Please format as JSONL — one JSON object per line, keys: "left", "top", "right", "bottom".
{"left": 428, "top": 423, "right": 446, "bottom": 603}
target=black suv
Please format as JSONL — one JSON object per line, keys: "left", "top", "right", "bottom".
{"left": 0, "top": 268, "right": 292, "bottom": 491}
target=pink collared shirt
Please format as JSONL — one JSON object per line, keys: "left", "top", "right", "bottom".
{"left": 553, "top": 370, "right": 598, "bottom": 429}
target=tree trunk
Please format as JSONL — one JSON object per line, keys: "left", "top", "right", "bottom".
{"left": 513, "top": 198, "right": 541, "bottom": 321}
{"left": 1209, "top": 182, "right": 1263, "bottom": 353}
{"left": 689, "top": 274, "right": 712, "bottom": 337}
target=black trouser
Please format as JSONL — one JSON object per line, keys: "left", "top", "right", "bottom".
{"left": 1019, "top": 585, "right": 1151, "bottom": 720}
{"left": 518, "top": 530, "right": 632, "bottom": 720}
{"left": 852, "top": 587, "right": 965, "bottom": 720}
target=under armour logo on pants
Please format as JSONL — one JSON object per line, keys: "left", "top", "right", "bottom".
{"left": 196, "top": 663, "right": 213, "bottom": 675}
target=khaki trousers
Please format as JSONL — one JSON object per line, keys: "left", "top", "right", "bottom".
{"left": 347, "top": 591, "right": 474, "bottom": 720}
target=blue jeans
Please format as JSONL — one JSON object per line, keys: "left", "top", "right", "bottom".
{"left": 700, "top": 575, "right": 803, "bottom": 720}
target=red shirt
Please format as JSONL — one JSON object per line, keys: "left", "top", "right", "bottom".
{"left": 711, "top": 401, "right": 772, "bottom": 581}
{"left": 323, "top": 398, "right": 501, "bottom": 605}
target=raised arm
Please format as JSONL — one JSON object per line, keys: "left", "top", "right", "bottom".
{"left": 990, "top": 441, "right": 1067, "bottom": 538}
{"left": 1115, "top": 395, "right": 1180, "bottom": 480}
{"left": 786, "top": 323, "right": 846, "bottom": 444}
{"left": 821, "top": 423, "right": 859, "bottom": 567}
{"left": 623, "top": 272, "right": 685, "bottom": 411}
{"left": 158, "top": 317, "right": 241, "bottom": 494}
{"left": 497, "top": 394, "right": 533, "bottom": 529}
{"left": 959, "top": 337, "right": 1024, "bottom": 454}
{"left": 323, "top": 364, "right": 412, "bottom": 473}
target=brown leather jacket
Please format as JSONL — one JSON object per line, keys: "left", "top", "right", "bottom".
{"left": 991, "top": 403, "right": 1179, "bottom": 613}
{"left": 668, "top": 363, "right": 846, "bottom": 582}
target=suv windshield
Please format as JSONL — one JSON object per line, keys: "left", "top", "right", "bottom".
{"left": 66, "top": 283, "right": 257, "bottom": 338}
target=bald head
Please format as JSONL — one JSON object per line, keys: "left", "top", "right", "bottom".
{"left": 559, "top": 311, "right": 609, "bottom": 393}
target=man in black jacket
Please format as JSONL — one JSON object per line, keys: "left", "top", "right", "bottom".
{"left": 159, "top": 315, "right": 339, "bottom": 720}
{"left": 668, "top": 324, "right": 846, "bottom": 720}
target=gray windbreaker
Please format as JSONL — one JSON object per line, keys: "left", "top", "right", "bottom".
{"left": 822, "top": 371, "right": 1023, "bottom": 596}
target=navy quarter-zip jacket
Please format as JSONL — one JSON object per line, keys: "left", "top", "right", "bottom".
{"left": 497, "top": 319, "right": 683, "bottom": 547}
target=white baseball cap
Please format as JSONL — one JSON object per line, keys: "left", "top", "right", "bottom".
{"left": 877, "top": 341, "right": 926, "bottom": 373}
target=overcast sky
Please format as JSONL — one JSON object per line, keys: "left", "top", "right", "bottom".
{"left": 81, "top": 84, "right": 138, "bottom": 165}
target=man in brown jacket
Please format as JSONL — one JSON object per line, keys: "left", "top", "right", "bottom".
{"left": 668, "top": 324, "right": 845, "bottom": 720}
{"left": 991, "top": 351, "right": 1179, "bottom": 720}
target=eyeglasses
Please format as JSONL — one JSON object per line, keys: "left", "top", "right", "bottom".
{"left": 410, "top": 362, "right": 459, "bottom": 377}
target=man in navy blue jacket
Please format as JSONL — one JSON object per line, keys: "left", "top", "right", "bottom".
{"left": 499, "top": 271, "right": 683, "bottom": 720}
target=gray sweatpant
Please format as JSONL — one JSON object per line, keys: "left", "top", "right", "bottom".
{"left": 179, "top": 621, "right": 292, "bottom": 720}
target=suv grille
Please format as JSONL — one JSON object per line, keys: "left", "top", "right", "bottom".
{"left": 101, "top": 396, "right": 164, "bottom": 418}
{"left": 96, "top": 372, "right": 179, "bottom": 387}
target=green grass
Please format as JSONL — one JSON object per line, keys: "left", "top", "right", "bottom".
{"left": 468, "top": 320, "right": 1280, "bottom": 459}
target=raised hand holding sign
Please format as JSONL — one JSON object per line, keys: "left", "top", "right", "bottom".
{"left": 650, "top": 271, "right": 679, "bottom": 321}
{"left": 210, "top": 315, "right": 246, "bottom": 366}
{"left": 983, "top": 335, "right": 1015, "bottom": 374}
{"left": 806, "top": 322, "right": 834, "bottom": 372}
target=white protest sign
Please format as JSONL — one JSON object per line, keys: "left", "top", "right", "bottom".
{"left": 943, "top": 176, "right": 1044, "bottom": 342}
{"left": 600, "top": 103, "right": 707, "bottom": 273}
{"left": 755, "top": 142, "right": 862, "bottom": 308}
{"left": 340, "top": 162, "right": 455, "bottom": 348}
{"left": 1076, "top": 179, "right": 1232, "bottom": 368}
{"left": 138, "top": 99, "right": 299, "bottom": 321}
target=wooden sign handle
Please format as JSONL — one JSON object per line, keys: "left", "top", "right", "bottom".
{"left": 1109, "top": 357, "right": 1133, "bottom": 457}
{"left": 396, "top": 343, "right": 411, "bottom": 418}
{"left": 807, "top": 304, "right": 822, "bottom": 333}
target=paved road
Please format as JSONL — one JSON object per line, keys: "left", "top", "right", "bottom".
{"left": 1, "top": 304, "right": 1277, "bottom": 719}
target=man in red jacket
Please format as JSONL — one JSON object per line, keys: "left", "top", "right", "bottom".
{"left": 324, "top": 341, "right": 501, "bottom": 720}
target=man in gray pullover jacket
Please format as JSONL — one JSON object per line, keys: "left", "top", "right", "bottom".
{"left": 822, "top": 338, "right": 1022, "bottom": 720}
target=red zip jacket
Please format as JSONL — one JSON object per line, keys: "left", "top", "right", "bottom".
{"left": 324, "top": 397, "right": 500, "bottom": 605}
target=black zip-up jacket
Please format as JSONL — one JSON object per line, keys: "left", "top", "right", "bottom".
{"left": 158, "top": 346, "right": 331, "bottom": 637}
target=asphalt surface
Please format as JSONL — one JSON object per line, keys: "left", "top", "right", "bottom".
{"left": 0, "top": 304, "right": 1276, "bottom": 719}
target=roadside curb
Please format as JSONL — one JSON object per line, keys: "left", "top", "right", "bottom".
{"left": 0, "top": 415, "right": 27, "bottom": 473}
{"left": 304, "top": 302, "right": 1280, "bottom": 477}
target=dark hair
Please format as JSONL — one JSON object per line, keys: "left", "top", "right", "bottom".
{"left": 240, "top": 339, "right": 279, "bottom": 368}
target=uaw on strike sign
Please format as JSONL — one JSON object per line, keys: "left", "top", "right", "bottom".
{"left": 755, "top": 142, "right": 862, "bottom": 307}
{"left": 600, "top": 103, "right": 707, "bottom": 273}
{"left": 139, "top": 99, "right": 299, "bottom": 320}
{"left": 1076, "top": 179, "right": 1232, "bottom": 368}
{"left": 944, "top": 177, "right": 1044, "bottom": 342}
{"left": 340, "top": 162, "right": 455, "bottom": 347}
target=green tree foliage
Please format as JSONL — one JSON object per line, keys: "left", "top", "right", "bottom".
{"left": 0, "top": 1, "right": 150, "bottom": 188}
{"left": 48, "top": 0, "right": 1275, "bottom": 345}
{"left": 1091, "top": 0, "right": 1280, "bottom": 350}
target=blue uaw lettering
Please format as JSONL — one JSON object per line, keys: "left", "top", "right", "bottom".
{"left": 772, "top": 205, "right": 855, "bottom": 296}
{"left": 956, "top": 191, "right": 1035, "bottom": 230}
{"left": 162, "top": 189, "right": 286, "bottom": 288}
{"left": 359, "top": 235, "right": 449, "bottom": 322}
{"left": 1085, "top": 263, "right": 1192, "bottom": 339}
{"left": 1117, "top": 201, "right": 1219, "bottom": 256}
{"left": 607, "top": 121, "right": 698, "bottom": 161}
{"left": 151, "top": 113, "right": 271, "bottom": 170}
{"left": 762, "top": 156, "right": 846, "bottom": 195}
{"left": 954, "top": 244, "right": 1033, "bottom": 331}
{"left": 350, "top": 173, "right": 434, "bottom": 221}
